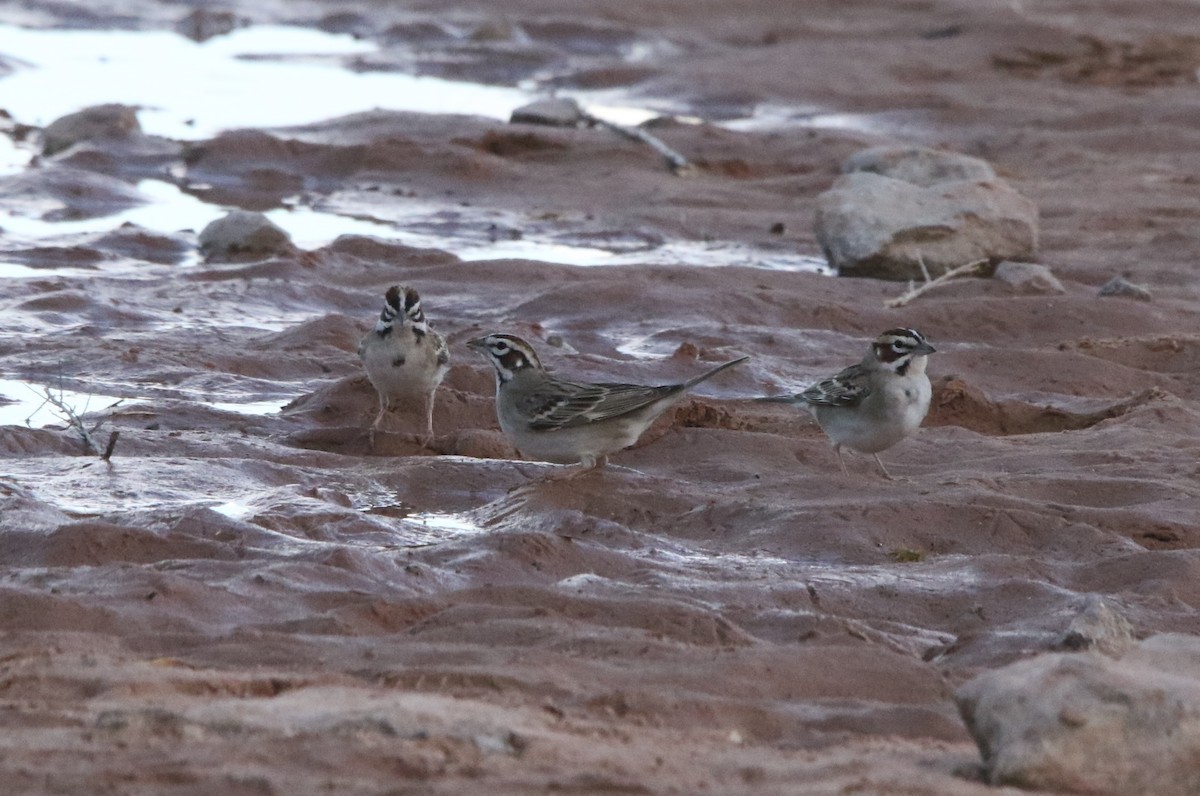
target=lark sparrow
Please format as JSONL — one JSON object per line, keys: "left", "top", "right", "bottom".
{"left": 468, "top": 333, "right": 749, "bottom": 478}
{"left": 762, "top": 328, "right": 936, "bottom": 478}
{"left": 357, "top": 285, "right": 449, "bottom": 445}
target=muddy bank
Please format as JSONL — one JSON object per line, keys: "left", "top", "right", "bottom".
{"left": 2, "top": 0, "right": 1200, "bottom": 793}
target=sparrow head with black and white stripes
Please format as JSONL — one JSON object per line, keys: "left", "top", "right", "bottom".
{"left": 357, "top": 285, "right": 449, "bottom": 447}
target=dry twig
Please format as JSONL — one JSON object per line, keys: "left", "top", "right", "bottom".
{"left": 29, "top": 385, "right": 123, "bottom": 458}
{"left": 579, "top": 109, "right": 694, "bottom": 175}
{"left": 885, "top": 257, "right": 988, "bottom": 308}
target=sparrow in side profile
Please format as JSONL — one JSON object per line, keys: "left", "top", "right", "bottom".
{"left": 761, "top": 328, "right": 936, "bottom": 478}
{"left": 357, "top": 285, "right": 449, "bottom": 446}
{"left": 468, "top": 333, "right": 748, "bottom": 479}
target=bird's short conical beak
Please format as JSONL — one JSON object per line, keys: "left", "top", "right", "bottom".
{"left": 466, "top": 337, "right": 485, "bottom": 351}
{"left": 918, "top": 341, "right": 937, "bottom": 355}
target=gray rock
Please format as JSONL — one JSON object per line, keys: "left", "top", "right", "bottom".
{"left": 956, "top": 633, "right": 1200, "bottom": 795}
{"left": 815, "top": 170, "right": 1039, "bottom": 280}
{"left": 1057, "top": 594, "right": 1135, "bottom": 656}
{"left": 842, "top": 145, "right": 996, "bottom": 187}
{"left": 1098, "top": 275, "right": 1152, "bottom": 301}
{"left": 992, "top": 260, "right": 1065, "bottom": 295}
{"left": 198, "top": 210, "right": 294, "bottom": 262}
{"left": 510, "top": 98, "right": 585, "bottom": 127}
{"left": 42, "top": 104, "right": 143, "bottom": 156}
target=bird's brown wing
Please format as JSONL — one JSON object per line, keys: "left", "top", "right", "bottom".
{"left": 523, "top": 379, "right": 679, "bottom": 430}
{"left": 800, "top": 363, "right": 872, "bottom": 407}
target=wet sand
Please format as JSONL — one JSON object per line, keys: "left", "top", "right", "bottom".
{"left": 2, "top": 1, "right": 1200, "bottom": 793}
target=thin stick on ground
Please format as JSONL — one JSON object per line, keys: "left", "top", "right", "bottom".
{"left": 885, "top": 257, "right": 988, "bottom": 308}
{"left": 101, "top": 430, "right": 120, "bottom": 462}
{"left": 30, "top": 386, "right": 123, "bottom": 458}
{"left": 579, "top": 109, "right": 694, "bottom": 175}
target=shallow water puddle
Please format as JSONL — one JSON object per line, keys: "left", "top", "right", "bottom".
{"left": 214, "top": 491, "right": 487, "bottom": 548}
{"left": 0, "top": 180, "right": 215, "bottom": 259}
{"left": 722, "top": 104, "right": 931, "bottom": 135}
{"left": 0, "top": 22, "right": 842, "bottom": 272}
{"left": 1, "top": 452, "right": 485, "bottom": 550}
{"left": 210, "top": 495, "right": 257, "bottom": 521}
{"left": 459, "top": 237, "right": 828, "bottom": 271}
{"left": 0, "top": 22, "right": 871, "bottom": 138}
{"left": 623, "top": 540, "right": 989, "bottom": 605}
{"left": 205, "top": 396, "right": 292, "bottom": 415}
{"left": 354, "top": 491, "right": 489, "bottom": 542}
{"left": 0, "top": 376, "right": 294, "bottom": 428}
{"left": 2, "top": 456, "right": 269, "bottom": 517}
{"left": 0, "top": 132, "right": 34, "bottom": 176}
{"left": 320, "top": 192, "right": 830, "bottom": 270}
{"left": 0, "top": 378, "right": 123, "bottom": 429}
{"left": 0, "top": 260, "right": 107, "bottom": 280}
{"left": 406, "top": 511, "right": 485, "bottom": 535}
{"left": 375, "top": 510, "right": 490, "bottom": 548}
{"left": 0, "top": 24, "right": 531, "bottom": 137}
{"left": 0, "top": 175, "right": 826, "bottom": 273}
{"left": 0, "top": 178, "right": 395, "bottom": 261}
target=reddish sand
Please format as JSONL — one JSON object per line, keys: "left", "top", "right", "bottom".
{"left": 2, "top": 1, "right": 1200, "bottom": 793}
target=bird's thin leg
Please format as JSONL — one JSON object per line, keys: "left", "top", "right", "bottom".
{"left": 834, "top": 445, "right": 849, "bottom": 476}
{"left": 369, "top": 396, "right": 389, "bottom": 449}
{"left": 371, "top": 396, "right": 389, "bottom": 431}
{"left": 872, "top": 454, "right": 893, "bottom": 480}
{"left": 418, "top": 391, "right": 436, "bottom": 448}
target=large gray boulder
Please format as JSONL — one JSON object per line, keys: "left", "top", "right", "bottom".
{"left": 956, "top": 633, "right": 1200, "bottom": 795}
{"left": 815, "top": 146, "right": 1038, "bottom": 280}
